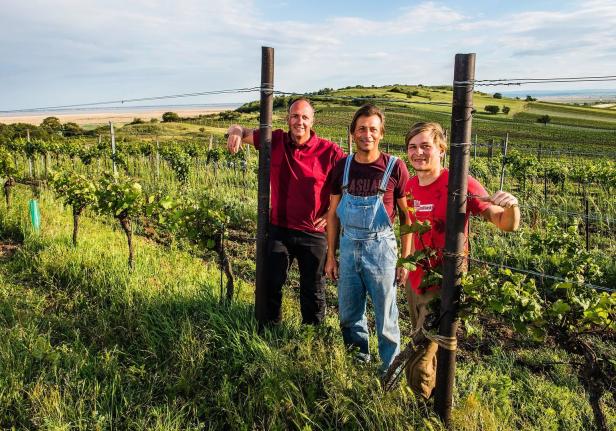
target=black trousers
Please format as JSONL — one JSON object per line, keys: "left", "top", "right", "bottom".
{"left": 265, "top": 225, "right": 328, "bottom": 325}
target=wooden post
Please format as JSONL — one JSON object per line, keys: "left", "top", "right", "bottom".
{"left": 109, "top": 121, "right": 117, "bottom": 176}
{"left": 499, "top": 133, "right": 509, "bottom": 190}
{"left": 255, "top": 46, "right": 274, "bottom": 325}
{"left": 27, "top": 129, "right": 33, "bottom": 178}
{"left": 434, "top": 53, "right": 475, "bottom": 426}
{"left": 156, "top": 136, "right": 160, "bottom": 181}
{"left": 347, "top": 127, "right": 353, "bottom": 154}
{"left": 97, "top": 135, "right": 102, "bottom": 173}
{"left": 585, "top": 196, "right": 590, "bottom": 251}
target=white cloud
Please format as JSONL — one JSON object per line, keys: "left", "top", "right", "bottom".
{"left": 1, "top": 0, "right": 615, "bottom": 109}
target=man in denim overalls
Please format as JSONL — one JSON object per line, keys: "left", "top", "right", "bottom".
{"left": 325, "top": 104, "right": 412, "bottom": 373}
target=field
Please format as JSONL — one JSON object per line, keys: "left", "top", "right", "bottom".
{"left": 0, "top": 86, "right": 615, "bottom": 430}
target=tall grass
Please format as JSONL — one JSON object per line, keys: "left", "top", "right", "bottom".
{"left": 1, "top": 185, "right": 613, "bottom": 429}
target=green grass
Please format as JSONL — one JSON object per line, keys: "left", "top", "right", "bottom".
{"left": 1, "top": 182, "right": 613, "bottom": 429}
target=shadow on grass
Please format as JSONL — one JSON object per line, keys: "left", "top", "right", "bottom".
{"left": 1, "top": 236, "right": 430, "bottom": 430}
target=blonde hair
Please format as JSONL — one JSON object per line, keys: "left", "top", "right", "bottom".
{"left": 405, "top": 122, "right": 447, "bottom": 153}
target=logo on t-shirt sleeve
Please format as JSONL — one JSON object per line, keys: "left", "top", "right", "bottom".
{"left": 414, "top": 200, "right": 434, "bottom": 212}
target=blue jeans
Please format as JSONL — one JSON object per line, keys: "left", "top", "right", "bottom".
{"left": 337, "top": 230, "right": 400, "bottom": 372}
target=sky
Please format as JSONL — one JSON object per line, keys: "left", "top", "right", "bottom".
{"left": 1, "top": 0, "right": 616, "bottom": 111}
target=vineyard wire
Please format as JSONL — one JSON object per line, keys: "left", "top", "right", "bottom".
{"left": 468, "top": 258, "right": 616, "bottom": 293}
{"left": 453, "top": 74, "right": 616, "bottom": 87}
{"left": 468, "top": 142, "right": 616, "bottom": 159}
{"left": 0, "top": 87, "right": 263, "bottom": 114}
{"left": 455, "top": 192, "right": 616, "bottom": 227}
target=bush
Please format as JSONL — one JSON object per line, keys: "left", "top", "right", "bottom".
{"left": 502, "top": 106, "right": 511, "bottom": 115}
{"left": 484, "top": 105, "right": 500, "bottom": 114}
{"left": 525, "top": 95, "right": 537, "bottom": 102}
{"left": 537, "top": 114, "right": 551, "bottom": 125}
{"left": 62, "top": 122, "right": 83, "bottom": 137}
{"left": 220, "top": 111, "right": 241, "bottom": 121}
{"left": 493, "top": 92, "right": 503, "bottom": 99}
{"left": 162, "top": 112, "right": 180, "bottom": 122}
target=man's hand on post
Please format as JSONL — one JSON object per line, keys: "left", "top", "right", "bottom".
{"left": 226, "top": 126, "right": 243, "bottom": 154}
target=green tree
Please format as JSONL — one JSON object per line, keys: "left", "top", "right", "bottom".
{"left": 484, "top": 105, "right": 500, "bottom": 114}
{"left": 95, "top": 174, "right": 146, "bottom": 270}
{"left": 493, "top": 92, "right": 503, "bottom": 99}
{"left": 62, "top": 122, "right": 83, "bottom": 137}
{"left": 0, "top": 147, "right": 18, "bottom": 208}
{"left": 162, "top": 112, "right": 180, "bottom": 122}
{"left": 502, "top": 106, "right": 511, "bottom": 115}
{"left": 51, "top": 171, "right": 97, "bottom": 246}
{"left": 537, "top": 114, "right": 551, "bottom": 125}
{"left": 40, "top": 117, "right": 62, "bottom": 133}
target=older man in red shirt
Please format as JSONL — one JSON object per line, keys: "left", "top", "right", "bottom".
{"left": 226, "top": 98, "right": 344, "bottom": 325}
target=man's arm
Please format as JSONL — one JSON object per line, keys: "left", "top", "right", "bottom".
{"left": 480, "top": 190, "right": 520, "bottom": 232}
{"left": 226, "top": 125, "right": 255, "bottom": 154}
{"left": 396, "top": 196, "right": 412, "bottom": 285}
{"left": 325, "top": 194, "right": 342, "bottom": 280}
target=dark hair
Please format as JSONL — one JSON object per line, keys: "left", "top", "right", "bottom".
{"left": 349, "top": 104, "right": 385, "bottom": 134}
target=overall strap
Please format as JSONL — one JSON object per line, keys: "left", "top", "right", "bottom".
{"left": 378, "top": 155, "right": 398, "bottom": 194}
{"left": 341, "top": 154, "right": 354, "bottom": 191}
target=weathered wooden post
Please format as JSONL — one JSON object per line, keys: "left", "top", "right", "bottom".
{"left": 109, "top": 121, "right": 117, "bottom": 176}
{"left": 347, "top": 127, "right": 353, "bottom": 154}
{"left": 434, "top": 53, "right": 475, "bottom": 426}
{"left": 27, "top": 129, "right": 33, "bottom": 179}
{"left": 500, "top": 133, "right": 509, "bottom": 190}
{"left": 255, "top": 46, "right": 274, "bottom": 325}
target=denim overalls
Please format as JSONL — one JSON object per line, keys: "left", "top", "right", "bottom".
{"left": 336, "top": 154, "right": 401, "bottom": 371}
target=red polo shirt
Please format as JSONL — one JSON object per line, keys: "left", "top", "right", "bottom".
{"left": 253, "top": 129, "right": 345, "bottom": 233}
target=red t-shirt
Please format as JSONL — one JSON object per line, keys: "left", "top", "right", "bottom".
{"left": 330, "top": 153, "right": 410, "bottom": 223}
{"left": 406, "top": 169, "right": 490, "bottom": 294}
{"left": 253, "top": 129, "right": 344, "bottom": 233}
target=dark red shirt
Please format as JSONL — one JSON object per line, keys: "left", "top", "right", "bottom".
{"left": 330, "top": 153, "right": 410, "bottom": 223}
{"left": 253, "top": 129, "right": 344, "bottom": 233}
{"left": 406, "top": 169, "right": 491, "bottom": 294}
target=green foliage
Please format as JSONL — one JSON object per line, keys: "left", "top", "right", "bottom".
{"left": 40, "top": 116, "right": 62, "bottom": 133}
{"left": 493, "top": 93, "right": 503, "bottom": 99}
{"left": 484, "top": 105, "right": 500, "bottom": 114}
{"left": 537, "top": 114, "right": 551, "bottom": 125}
{"left": 502, "top": 106, "right": 511, "bottom": 115}
{"left": 95, "top": 174, "right": 145, "bottom": 219}
{"left": 219, "top": 111, "right": 241, "bottom": 121}
{"left": 162, "top": 112, "right": 180, "bottom": 122}
{"left": 50, "top": 171, "right": 97, "bottom": 213}
{"left": 62, "top": 122, "right": 83, "bottom": 137}
{"left": 159, "top": 144, "right": 190, "bottom": 184}
{"left": 0, "top": 147, "right": 18, "bottom": 178}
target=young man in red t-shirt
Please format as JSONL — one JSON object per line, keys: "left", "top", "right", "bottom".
{"left": 226, "top": 99, "right": 344, "bottom": 325}
{"left": 404, "top": 122, "right": 520, "bottom": 398}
